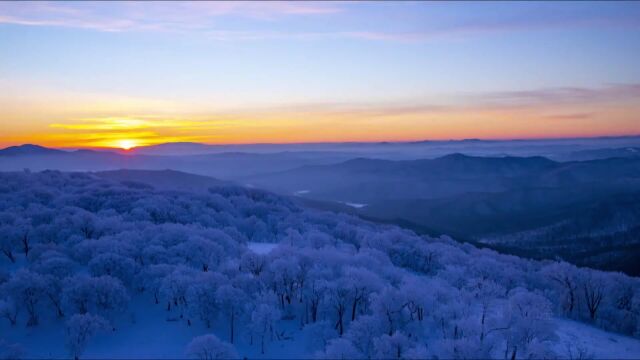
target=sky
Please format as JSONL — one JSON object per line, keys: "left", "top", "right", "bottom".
{"left": 1, "top": 1, "right": 640, "bottom": 149}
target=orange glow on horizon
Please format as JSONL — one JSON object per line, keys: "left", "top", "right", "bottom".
{"left": 115, "top": 139, "right": 138, "bottom": 150}
{"left": 1, "top": 100, "right": 639, "bottom": 149}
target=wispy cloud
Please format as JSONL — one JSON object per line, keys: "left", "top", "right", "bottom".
{"left": 242, "top": 83, "right": 640, "bottom": 118}
{"left": 1, "top": 2, "right": 639, "bottom": 42}
{"left": 478, "top": 84, "right": 640, "bottom": 106}
{"left": 12, "top": 82, "right": 640, "bottom": 148}
{"left": 544, "top": 113, "right": 594, "bottom": 121}
{"left": 0, "top": 2, "right": 343, "bottom": 33}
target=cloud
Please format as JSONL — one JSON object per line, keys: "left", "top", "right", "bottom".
{"left": 478, "top": 84, "right": 640, "bottom": 106}
{"left": 0, "top": 2, "right": 343, "bottom": 33}
{"left": 544, "top": 113, "right": 593, "bottom": 120}
{"left": 1, "top": 2, "right": 639, "bottom": 42}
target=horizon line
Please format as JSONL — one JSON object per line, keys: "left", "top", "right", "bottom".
{"left": 4, "top": 133, "right": 640, "bottom": 151}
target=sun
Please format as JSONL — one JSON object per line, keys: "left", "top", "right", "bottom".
{"left": 116, "top": 139, "right": 138, "bottom": 150}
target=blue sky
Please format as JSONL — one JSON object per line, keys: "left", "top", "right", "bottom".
{"left": 1, "top": 1, "right": 639, "bottom": 147}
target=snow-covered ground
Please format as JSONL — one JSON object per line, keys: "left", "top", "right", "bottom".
{"left": 6, "top": 307, "right": 640, "bottom": 359}
{"left": 2, "top": 295, "right": 316, "bottom": 359}
{"left": 554, "top": 319, "right": 640, "bottom": 359}
{"left": 247, "top": 242, "right": 278, "bottom": 255}
{"left": 344, "top": 202, "right": 367, "bottom": 209}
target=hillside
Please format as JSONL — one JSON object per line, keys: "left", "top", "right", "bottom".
{"left": 246, "top": 154, "right": 640, "bottom": 274}
{"left": 95, "top": 169, "right": 228, "bottom": 193}
{"left": 0, "top": 170, "right": 639, "bottom": 359}
{"left": 0, "top": 144, "right": 65, "bottom": 156}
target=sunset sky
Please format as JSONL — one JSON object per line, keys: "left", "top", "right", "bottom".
{"left": 1, "top": 1, "right": 640, "bottom": 149}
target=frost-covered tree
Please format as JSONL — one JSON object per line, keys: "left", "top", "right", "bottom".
{"left": 185, "top": 334, "right": 238, "bottom": 360}
{"left": 172, "top": 236, "right": 223, "bottom": 272}
{"left": 542, "top": 262, "right": 579, "bottom": 316}
{"left": 63, "top": 275, "right": 96, "bottom": 315}
{"left": 216, "top": 285, "right": 247, "bottom": 344}
{"left": 135, "top": 264, "right": 174, "bottom": 304}
{"left": 88, "top": 253, "right": 137, "bottom": 285}
{"left": 0, "top": 223, "right": 18, "bottom": 263}
{"left": 0, "top": 298, "right": 18, "bottom": 326}
{"left": 342, "top": 266, "right": 381, "bottom": 322}
{"left": 240, "top": 252, "right": 266, "bottom": 276}
{"left": 4, "top": 269, "right": 47, "bottom": 326}
{"left": 321, "top": 338, "right": 363, "bottom": 359}
{"left": 65, "top": 313, "right": 109, "bottom": 360}
{"left": 0, "top": 170, "right": 638, "bottom": 358}
{"left": 33, "top": 251, "right": 75, "bottom": 279}
{"left": 371, "top": 286, "right": 408, "bottom": 337}
{"left": 250, "top": 302, "right": 281, "bottom": 354}
{"left": 345, "top": 315, "right": 386, "bottom": 358}
{"left": 580, "top": 269, "right": 606, "bottom": 321}
{"left": 160, "top": 267, "right": 196, "bottom": 317}
{"left": 373, "top": 331, "right": 411, "bottom": 359}
{"left": 92, "top": 276, "right": 129, "bottom": 322}
{"left": 500, "top": 289, "right": 557, "bottom": 359}
{"left": 43, "top": 275, "right": 65, "bottom": 318}
{"left": 186, "top": 272, "right": 223, "bottom": 328}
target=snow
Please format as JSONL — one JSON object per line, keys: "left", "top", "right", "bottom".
{"left": 2, "top": 171, "right": 640, "bottom": 360}
{"left": 553, "top": 318, "right": 640, "bottom": 359}
{"left": 1, "top": 295, "right": 315, "bottom": 359}
{"left": 344, "top": 202, "right": 367, "bottom": 209}
{"left": 247, "top": 242, "right": 278, "bottom": 255}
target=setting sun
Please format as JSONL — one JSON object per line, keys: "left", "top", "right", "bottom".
{"left": 116, "top": 139, "right": 138, "bottom": 150}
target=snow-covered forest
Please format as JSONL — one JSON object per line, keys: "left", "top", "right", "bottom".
{"left": 1, "top": 170, "right": 639, "bottom": 359}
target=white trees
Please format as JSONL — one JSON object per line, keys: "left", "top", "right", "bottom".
{"left": 42, "top": 275, "right": 65, "bottom": 318}
{"left": 0, "top": 298, "right": 17, "bottom": 326}
{"left": 240, "top": 252, "right": 266, "bottom": 276}
{"left": 342, "top": 266, "right": 382, "bottom": 322}
{"left": 88, "top": 253, "right": 137, "bottom": 286}
{"left": 4, "top": 269, "right": 47, "bottom": 326}
{"left": 172, "top": 236, "right": 223, "bottom": 272}
{"left": 185, "top": 334, "right": 238, "bottom": 360}
{"left": 33, "top": 251, "right": 75, "bottom": 279}
{"left": 373, "top": 331, "right": 411, "bottom": 360}
{"left": 216, "top": 285, "right": 247, "bottom": 344}
{"left": 580, "top": 269, "right": 606, "bottom": 321}
{"left": 250, "top": 302, "right": 281, "bottom": 354}
{"left": 92, "top": 276, "right": 129, "bottom": 322}
{"left": 1, "top": 170, "right": 640, "bottom": 359}
{"left": 160, "top": 266, "right": 197, "bottom": 318}
{"left": 63, "top": 275, "right": 96, "bottom": 315}
{"left": 321, "top": 338, "right": 363, "bottom": 359}
{"left": 65, "top": 313, "right": 109, "bottom": 360}
{"left": 186, "top": 272, "right": 223, "bottom": 328}
{"left": 345, "top": 315, "right": 386, "bottom": 358}
{"left": 371, "top": 286, "right": 408, "bottom": 337}
{"left": 542, "top": 262, "right": 579, "bottom": 316}
{"left": 266, "top": 256, "right": 302, "bottom": 312}
{"left": 61, "top": 275, "right": 129, "bottom": 319}
{"left": 0, "top": 223, "right": 17, "bottom": 263}
{"left": 500, "top": 289, "right": 556, "bottom": 360}
{"left": 136, "top": 264, "right": 174, "bottom": 304}
{"left": 325, "top": 278, "right": 352, "bottom": 336}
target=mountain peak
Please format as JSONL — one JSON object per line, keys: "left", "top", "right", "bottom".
{"left": 0, "top": 144, "right": 64, "bottom": 156}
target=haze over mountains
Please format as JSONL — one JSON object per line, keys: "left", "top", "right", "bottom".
{"left": 2, "top": 137, "right": 640, "bottom": 276}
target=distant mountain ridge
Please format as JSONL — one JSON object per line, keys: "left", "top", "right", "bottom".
{"left": 0, "top": 144, "right": 65, "bottom": 156}
{"left": 94, "top": 169, "right": 228, "bottom": 192}
{"left": 564, "top": 147, "right": 640, "bottom": 161}
{"left": 245, "top": 153, "right": 640, "bottom": 275}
